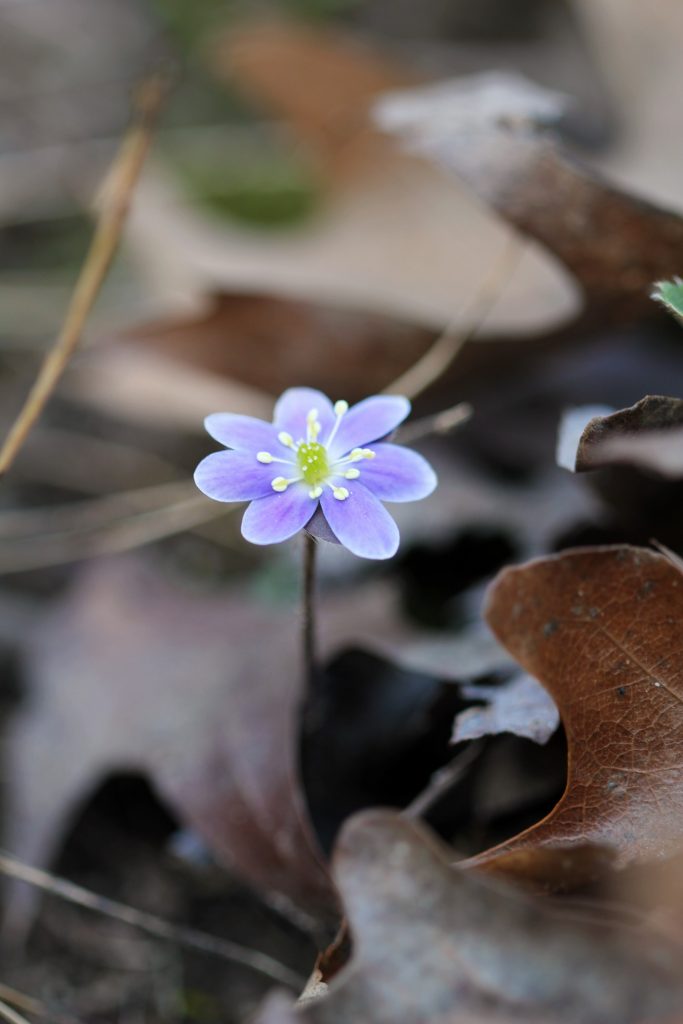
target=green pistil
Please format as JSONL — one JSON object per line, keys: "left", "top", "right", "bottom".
{"left": 297, "top": 441, "right": 330, "bottom": 486}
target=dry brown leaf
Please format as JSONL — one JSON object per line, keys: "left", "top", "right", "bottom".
{"left": 256, "top": 811, "right": 683, "bottom": 1024}
{"left": 566, "top": 396, "right": 683, "bottom": 479}
{"left": 466, "top": 844, "right": 617, "bottom": 897}
{"left": 377, "top": 76, "right": 683, "bottom": 326}
{"left": 126, "top": 292, "right": 433, "bottom": 403}
{"left": 473, "top": 546, "right": 683, "bottom": 881}
{"left": 124, "top": 27, "right": 576, "bottom": 337}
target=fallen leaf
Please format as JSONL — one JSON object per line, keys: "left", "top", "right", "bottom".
{"left": 6, "top": 553, "right": 483, "bottom": 936}
{"left": 5, "top": 557, "right": 334, "bottom": 932}
{"left": 256, "top": 811, "right": 683, "bottom": 1023}
{"left": 125, "top": 291, "right": 434, "bottom": 403}
{"left": 562, "top": 395, "right": 683, "bottom": 479}
{"left": 64, "top": 343, "right": 273, "bottom": 432}
{"left": 7, "top": 556, "right": 425, "bottom": 934}
{"left": 452, "top": 672, "right": 560, "bottom": 746}
{"left": 123, "top": 28, "right": 576, "bottom": 338}
{"left": 608, "top": 850, "right": 683, "bottom": 948}
{"left": 475, "top": 546, "right": 683, "bottom": 876}
{"left": 466, "top": 843, "right": 617, "bottom": 897}
{"left": 376, "top": 75, "right": 683, "bottom": 326}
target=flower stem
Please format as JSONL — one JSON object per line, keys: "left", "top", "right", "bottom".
{"left": 302, "top": 533, "right": 317, "bottom": 694}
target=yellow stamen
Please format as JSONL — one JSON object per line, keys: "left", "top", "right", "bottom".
{"left": 344, "top": 468, "right": 360, "bottom": 479}
{"left": 306, "top": 408, "right": 321, "bottom": 443}
{"left": 257, "top": 451, "right": 273, "bottom": 463}
{"left": 325, "top": 399, "right": 349, "bottom": 449}
{"left": 309, "top": 486, "right": 323, "bottom": 499}
{"left": 332, "top": 486, "right": 349, "bottom": 500}
{"left": 278, "top": 431, "right": 295, "bottom": 449}
{"left": 346, "top": 447, "right": 375, "bottom": 463}
{"left": 271, "top": 477, "right": 289, "bottom": 492}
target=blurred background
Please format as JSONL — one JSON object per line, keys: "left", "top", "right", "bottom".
{"left": 1, "top": 1, "right": 683, "bottom": 1021}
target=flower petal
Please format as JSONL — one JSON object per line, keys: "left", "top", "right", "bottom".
{"left": 241, "top": 486, "right": 317, "bottom": 545}
{"left": 194, "top": 451, "right": 279, "bottom": 502}
{"left": 320, "top": 482, "right": 399, "bottom": 559}
{"left": 204, "top": 413, "right": 282, "bottom": 453}
{"left": 329, "top": 395, "right": 411, "bottom": 458}
{"left": 273, "top": 387, "right": 336, "bottom": 441}
{"left": 353, "top": 443, "right": 437, "bottom": 502}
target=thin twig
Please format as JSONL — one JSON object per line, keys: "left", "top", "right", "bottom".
{"left": 0, "top": 72, "right": 169, "bottom": 477}
{"left": 0, "top": 999, "right": 31, "bottom": 1024}
{"left": 0, "top": 988, "right": 37, "bottom": 1021}
{"left": 0, "top": 985, "right": 78, "bottom": 1024}
{"left": 403, "top": 742, "right": 483, "bottom": 820}
{"left": 398, "top": 401, "right": 472, "bottom": 445}
{"left": 0, "top": 851, "right": 304, "bottom": 991}
{"left": 383, "top": 235, "right": 521, "bottom": 400}
{"left": 0, "top": 988, "right": 41, "bottom": 1022}
{"left": 651, "top": 538, "right": 683, "bottom": 574}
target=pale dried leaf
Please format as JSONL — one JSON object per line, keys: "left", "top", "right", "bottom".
{"left": 261, "top": 811, "right": 683, "bottom": 1023}
{"left": 453, "top": 673, "right": 559, "bottom": 746}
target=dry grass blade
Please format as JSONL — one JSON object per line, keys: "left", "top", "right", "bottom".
{"left": 22, "top": 426, "right": 182, "bottom": 495}
{"left": 403, "top": 742, "right": 482, "bottom": 820}
{"left": 650, "top": 538, "right": 683, "bottom": 574}
{"left": 0, "top": 851, "right": 304, "bottom": 990}
{"left": 0, "top": 481, "right": 233, "bottom": 573}
{"left": 382, "top": 234, "right": 521, "bottom": 399}
{"left": 398, "top": 401, "right": 472, "bottom": 444}
{"left": 0, "top": 985, "right": 78, "bottom": 1024}
{"left": 0, "top": 1000, "right": 31, "bottom": 1024}
{"left": 0, "top": 72, "right": 169, "bottom": 477}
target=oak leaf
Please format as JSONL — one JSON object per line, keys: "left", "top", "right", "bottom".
{"left": 476, "top": 546, "right": 683, "bottom": 878}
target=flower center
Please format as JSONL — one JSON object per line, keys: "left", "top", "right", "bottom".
{"left": 259, "top": 401, "right": 376, "bottom": 501}
{"left": 297, "top": 441, "right": 330, "bottom": 486}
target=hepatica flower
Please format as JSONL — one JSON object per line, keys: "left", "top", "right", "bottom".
{"left": 194, "top": 387, "right": 437, "bottom": 559}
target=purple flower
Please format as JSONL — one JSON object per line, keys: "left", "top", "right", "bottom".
{"left": 194, "top": 387, "right": 437, "bottom": 559}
